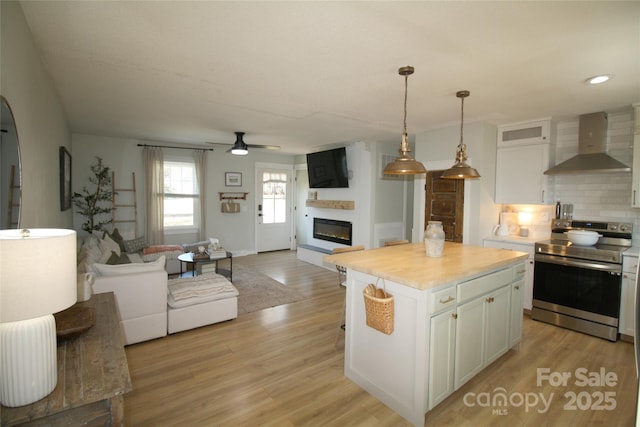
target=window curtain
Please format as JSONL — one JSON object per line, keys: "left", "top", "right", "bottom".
{"left": 143, "top": 147, "right": 164, "bottom": 245}
{"left": 194, "top": 150, "right": 207, "bottom": 241}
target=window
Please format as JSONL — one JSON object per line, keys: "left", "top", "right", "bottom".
{"left": 163, "top": 161, "right": 199, "bottom": 228}
{"left": 262, "top": 171, "right": 287, "bottom": 224}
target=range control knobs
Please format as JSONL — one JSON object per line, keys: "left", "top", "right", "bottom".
{"left": 618, "top": 223, "right": 632, "bottom": 232}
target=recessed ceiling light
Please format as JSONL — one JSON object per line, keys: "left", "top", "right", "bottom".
{"left": 585, "top": 75, "right": 613, "bottom": 85}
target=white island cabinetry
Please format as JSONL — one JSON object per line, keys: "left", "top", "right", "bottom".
{"left": 483, "top": 238, "right": 535, "bottom": 310}
{"left": 329, "top": 243, "right": 528, "bottom": 426}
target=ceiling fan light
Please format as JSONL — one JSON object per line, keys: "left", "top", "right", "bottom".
{"left": 231, "top": 146, "right": 248, "bottom": 155}
{"left": 231, "top": 131, "right": 249, "bottom": 155}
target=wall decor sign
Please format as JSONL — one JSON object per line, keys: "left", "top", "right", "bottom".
{"left": 225, "top": 172, "right": 242, "bottom": 187}
{"left": 59, "top": 146, "right": 72, "bottom": 211}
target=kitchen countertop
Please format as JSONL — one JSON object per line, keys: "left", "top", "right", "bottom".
{"left": 324, "top": 241, "right": 528, "bottom": 291}
{"left": 483, "top": 234, "right": 550, "bottom": 245}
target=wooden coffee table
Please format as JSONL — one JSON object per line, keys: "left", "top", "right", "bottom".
{"left": 177, "top": 251, "right": 233, "bottom": 281}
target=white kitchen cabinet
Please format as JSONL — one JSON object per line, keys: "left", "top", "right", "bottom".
{"left": 510, "top": 277, "right": 525, "bottom": 348}
{"left": 484, "top": 285, "right": 512, "bottom": 365}
{"left": 619, "top": 254, "right": 638, "bottom": 337}
{"left": 631, "top": 104, "right": 640, "bottom": 207}
{"left": 454, "top": 284, "right": 511, "bottom": 390}
{"left": 483, "top": 240, "right": 534, "bottom": 310}
{"left": 428, "top": 308, "right": 456, "bottom": 410}
{"left": 454, "top": 296, "right": 485, "bottom": 388}
{"left": 498, "top": 119, "right": 552, "bottom": 146}
{"left": 495, "top": 118, "right": 555, "bottom": 205}
{"left": 495, "top": 143, "right": 553, "bottom": 204}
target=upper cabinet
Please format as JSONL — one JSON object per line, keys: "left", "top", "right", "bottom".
{"left": 495, "top": 119, "right": 555, "bottom": 204}
{"left": 631, "top": 104, "right": 640, "bottom": 207}
{"left": 498, "top": 119, "right": 552, "bottom": 146}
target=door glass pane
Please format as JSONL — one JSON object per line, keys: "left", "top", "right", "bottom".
{"left": 262, "top": 172, "right": 287, "bottom": 224}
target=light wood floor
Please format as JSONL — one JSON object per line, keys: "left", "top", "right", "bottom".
{"left": 124, "top": 250, "right": 637, "bottom": 426}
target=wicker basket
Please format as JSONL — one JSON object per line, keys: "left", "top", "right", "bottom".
{"left": 363, "top": 278, "right": 394, "bottom": 335}
{"left": 221, "top": 201, "right": 240, "bottom": 213}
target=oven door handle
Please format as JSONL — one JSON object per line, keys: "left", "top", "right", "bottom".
{"left": 535, "top": 254, "right": 621, "bottom": 273}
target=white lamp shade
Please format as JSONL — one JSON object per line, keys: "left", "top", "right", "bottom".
{"left": 0, "top": 229, "right": 77, "bottom": 322}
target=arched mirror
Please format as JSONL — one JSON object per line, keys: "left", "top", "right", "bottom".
{"left": 1, "top": 97, "right": 21, "bottom": 228}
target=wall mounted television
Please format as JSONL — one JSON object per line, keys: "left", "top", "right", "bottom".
{"left": 306, "top": 147, "right": 349, "bottom": 188}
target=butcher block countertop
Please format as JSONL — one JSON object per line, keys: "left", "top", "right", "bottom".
{"left": 324, "top": 242, "right": 528, "bottom": 291}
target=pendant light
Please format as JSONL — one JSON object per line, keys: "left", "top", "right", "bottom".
{"left": 383, "top": 66, "right": 427, "bottom": 175}
{"left": 231, "top": 131, "right": 249, "bottom": 155}
{"left": 441, "top": 90, "right": 481, "bottom": 179}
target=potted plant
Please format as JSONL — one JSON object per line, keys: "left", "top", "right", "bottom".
{"left": 73, "top": 157, "right": 115, "bottom": 234}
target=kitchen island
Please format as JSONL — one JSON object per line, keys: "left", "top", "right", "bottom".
{"left": 324, "top": 242, "right": 528, "bottom": 426}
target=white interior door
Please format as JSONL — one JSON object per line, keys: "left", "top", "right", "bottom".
{"left": 295, "top": 167, "right": 309, "bottom": 246}
{"left": 256, "top": 166, "right": 292, "bottom": 252}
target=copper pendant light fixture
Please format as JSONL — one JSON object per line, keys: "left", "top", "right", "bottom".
{"left": 383, "top": 66, "right": 427, "bottom": 175}
{"left": 441, "top": 90, "right": 480, "bottom": 179}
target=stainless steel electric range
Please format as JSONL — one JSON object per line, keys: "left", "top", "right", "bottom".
{"left": 532, "top": 219, "right": 633, "bottom": 341}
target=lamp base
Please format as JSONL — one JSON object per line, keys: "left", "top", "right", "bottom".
{"left": 0, "top": 314, "right": 57, "bottom": 407}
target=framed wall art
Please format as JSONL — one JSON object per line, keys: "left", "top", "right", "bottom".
{"left": 59, "top": 146, "right": 72, "bottom": 211}
{"left": 225, "top": 172, "right": 242, "bottom": 187}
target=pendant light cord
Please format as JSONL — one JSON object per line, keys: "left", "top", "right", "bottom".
{"left": 403, "top": 73, "right": 409, "bottom": 136}
{"left": 459, "top": 94, "right": 464, "bottom": 148}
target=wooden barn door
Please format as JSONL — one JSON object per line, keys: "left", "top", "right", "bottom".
{"left": 425, "top": 170, "right": 464, "bottom": 242}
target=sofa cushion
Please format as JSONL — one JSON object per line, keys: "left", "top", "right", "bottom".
{"left": 106, "top": 251, "right": 131, "bottom": 265}
{"left": 94, "top": 255, "right": 165, "bottom": 276}
{"left": 107, "top": 228, "right": 126, "bottom": 252}
{"left": 99, "top": 233, "right": 121, "bottom": 256}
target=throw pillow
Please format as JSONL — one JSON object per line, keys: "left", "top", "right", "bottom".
{"left": 93, "top": 255, "right": 165, "bottom": 276}
{"left": 99, "top": 233, "right": 121, "bottom": 256}
{"left": 107, "top": 228, "right": 126, "bottom": 252}
{"left": 106, "top": 251, "right": 131, "bottom": 265}
{"left": 123, "top": 236, "right": 149, "bottom": 253}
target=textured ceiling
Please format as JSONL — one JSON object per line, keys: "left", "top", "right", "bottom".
{"left": 18, "top": 1, "right": 640, "bottom": 154}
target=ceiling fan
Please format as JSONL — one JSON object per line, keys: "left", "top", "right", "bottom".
{"left": 206, "top": 132, "right": 280, "bottom": 155}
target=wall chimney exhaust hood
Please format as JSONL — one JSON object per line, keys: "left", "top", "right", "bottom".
{"left": 544, "top": 112, "right": 630, "bottom": 175}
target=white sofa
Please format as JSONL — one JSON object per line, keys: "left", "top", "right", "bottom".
{"left": 92, "top": 269, "right": 168, "bottom": 345}
{"left": 80, "top": 233, "right": 236, "bottom": 345}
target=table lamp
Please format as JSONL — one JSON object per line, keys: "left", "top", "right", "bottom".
{"left": 518, "top": 212, "right": 532, "bottom": 237}
{"left": 0, "top": 229, "right": 77, "bottom": 407}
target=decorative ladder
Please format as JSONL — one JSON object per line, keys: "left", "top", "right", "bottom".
{"left": 111, "top": 172, "right": 138, "bottom": 236}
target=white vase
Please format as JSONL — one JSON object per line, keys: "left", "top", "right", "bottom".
{"left": 425, "top": 221, "right": 445, "bottom": 258}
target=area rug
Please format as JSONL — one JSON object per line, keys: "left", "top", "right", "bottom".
{"left": 232, "top": 264, "right": 308, "bottom": 315}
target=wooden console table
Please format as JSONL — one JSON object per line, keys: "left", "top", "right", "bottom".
{"left": 2, "top": 292, "right": 132, "bottom": 426}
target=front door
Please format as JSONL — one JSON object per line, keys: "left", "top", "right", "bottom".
{"left": 257, "top": 166, "right": 292, "bottom": 252}
{"left": 425, "top": 170, "right": 464, "bottom": 242}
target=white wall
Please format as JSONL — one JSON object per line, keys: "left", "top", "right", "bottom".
{"left": 372, "top": 140, "right": 415, "bottom": 245}
{"left": 72, "top": 133, "right": 296, "bottom": 253}
{"left": 412, "top": 122, "right": 499, "bottom": 246}
{"left": 551, "top": 109, "right": 640, "bottom": 239}
{"left": 0, "top": 1, "right": 72, "bottom": 228}
{"left": 302, "top": 141, "right": 372, "bottom": 250}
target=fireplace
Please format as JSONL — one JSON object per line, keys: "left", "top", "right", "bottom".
{"left": 313, "top": 218, "right": 352, "bottom": 246}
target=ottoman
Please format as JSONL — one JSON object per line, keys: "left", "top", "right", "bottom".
{"left": 167, "top": 273, "right": 238, "bottom": 334}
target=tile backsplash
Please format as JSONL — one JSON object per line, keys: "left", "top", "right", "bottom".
{"left": 509, "top": 108, "right": 640, "bottom": 242}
